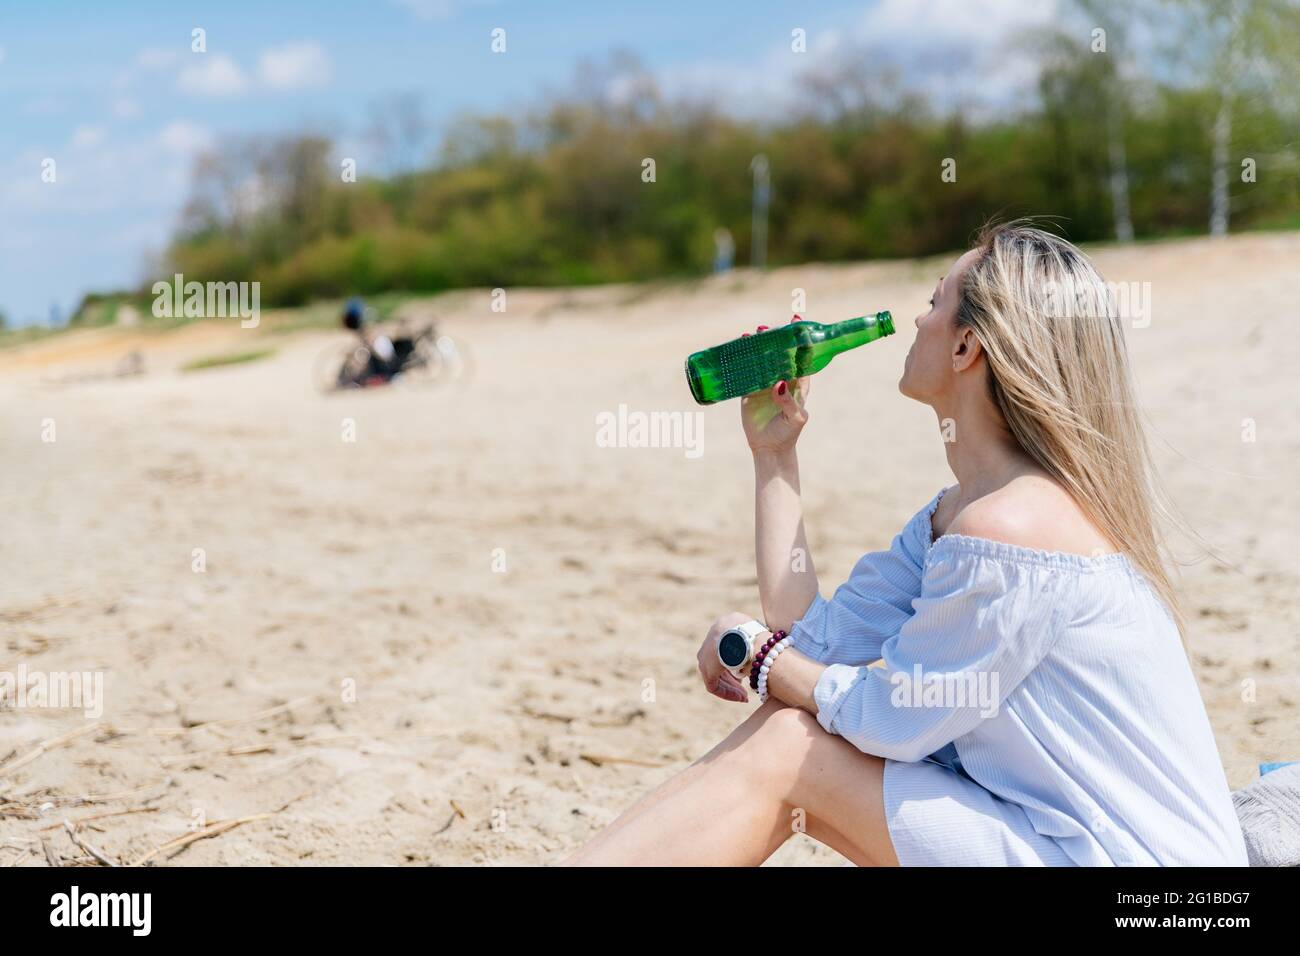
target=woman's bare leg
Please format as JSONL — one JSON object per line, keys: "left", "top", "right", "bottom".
{"left": 564, "top": 700, "right": 785, "bottom": 863}
{"left": 563, "top": 701, "right": 899, "bottom": 866}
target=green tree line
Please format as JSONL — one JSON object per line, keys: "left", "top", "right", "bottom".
{"left": 145, "top": 3, "right": 1300, "bottom": 311}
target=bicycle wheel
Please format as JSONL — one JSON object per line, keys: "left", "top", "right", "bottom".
{"left": 433, "top": 334, "right": 474, "bottom": 384}
{"left": 312, "top": 342, "right": 370, "bottom": 393}
{"left": 393, "top": 334, "right": 446, "bottom": 387}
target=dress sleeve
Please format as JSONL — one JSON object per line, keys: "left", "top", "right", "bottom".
{"left": 808, "top": 542, "right": 1070, "bottom": 762}
{"left": 788, "top": 491, "right": 940, "bottom": 667}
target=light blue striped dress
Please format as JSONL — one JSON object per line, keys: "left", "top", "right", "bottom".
{"left": 790, "top": 486, "right": 1248, "bottom": 866}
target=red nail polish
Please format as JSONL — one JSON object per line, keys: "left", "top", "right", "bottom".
{"left": 777, "top": 381, "right": 787, "bottom": 396}
{"left": 741, "top": 332, "right": 751, "bottom": 337}
{"left": 757, "top": 325, "right": 770, "bottom": 332}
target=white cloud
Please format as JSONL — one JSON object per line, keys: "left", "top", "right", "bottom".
{"left": 178, "top": 54, "right": 249, "bottom": 96}
{"left": 391, "top": 0, "right": 459, "bottom": 19}
{"left": 72, "top": 125, "right": 108, "bottom": 149}
{"left": 257, "top": 41, "right": 331, "bottom": 91}
{"left": 115, "top": 47, "right": 180, "bottom": 90}
{"left": 860, "top": 0, "right": 1053, "bottom": 47}
{"left": 2, "top": 127, "right": 195, "bottom": 215}
{"left": 137, "top": 47, "right": 181, "bottom": 70}
{"left": 139, "top": 41, "right": 332, "bottom": 98}
{"left": 21, "top": 96, "right": 66, "bottom": 117}
{"left": 854, "top": 0, "right": 1058, "bottom": 109}
{"left": 645, "top": 0, "right": 1061, "bottom": 121}
{"left": 649, "top": 30, "right": 844, "bottom": 118}
{"left": 391, "top": 0, "right": 495, "bottom": 21}
{"left": 157, "top": 121, "right": 214, "bottom": 155}
{"left": 112, "top": 97, "right": 142, "bottom": 119}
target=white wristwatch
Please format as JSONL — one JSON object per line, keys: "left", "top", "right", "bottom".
{"left": 716, "top": 619, "right": 769, "bottom": 678}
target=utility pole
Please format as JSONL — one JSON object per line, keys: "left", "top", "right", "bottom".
{"left": 750, "top": 154, "right": 770, "bottom": 270}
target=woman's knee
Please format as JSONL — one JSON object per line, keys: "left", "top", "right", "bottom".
{"left": 729, "top": 704, "right": 824, "bottom": 790}
{"left": 758, "top": 702, "right": 823, "bottom": 743}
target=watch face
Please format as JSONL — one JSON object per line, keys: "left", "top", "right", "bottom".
{"left": 718, "top": 631, "right": 749, "bottom": 668}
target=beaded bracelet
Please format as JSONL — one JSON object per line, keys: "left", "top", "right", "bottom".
{"left": 757, "top": 634, "right": 794, "bottom": 703}
{"left": 749, "top": 630, "right": 786, "bottom": 690}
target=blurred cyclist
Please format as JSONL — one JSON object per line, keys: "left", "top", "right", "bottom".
{"left": 341, "top": 298, "right": 398, "bottom": 382}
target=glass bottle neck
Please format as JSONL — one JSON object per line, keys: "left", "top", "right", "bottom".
{"left": 819, "top": 313, "right": 889, "bottom": 351}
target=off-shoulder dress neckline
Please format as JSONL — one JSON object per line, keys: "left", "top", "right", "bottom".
{"left": 921, "top": 484, "right": 1140, "bottom": 576}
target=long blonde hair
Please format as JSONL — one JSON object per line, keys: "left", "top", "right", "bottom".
{"left": 956, "top": 220, "right": 1186, "bottom": 636}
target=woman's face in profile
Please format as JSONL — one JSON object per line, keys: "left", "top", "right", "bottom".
{"left": 899, "top": 249, "right": 977, "bottom": 404}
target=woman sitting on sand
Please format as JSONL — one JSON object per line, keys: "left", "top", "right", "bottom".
{"left": 567, "top": 222, "right": 1248, "bottom": 867}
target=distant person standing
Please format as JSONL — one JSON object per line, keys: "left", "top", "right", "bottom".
{"left": 712, "top": 227, "right": 735, "bottom": 274}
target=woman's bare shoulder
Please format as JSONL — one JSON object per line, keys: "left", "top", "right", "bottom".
{"left": 947, "top": 475, "right": 1117, "bottom": 557}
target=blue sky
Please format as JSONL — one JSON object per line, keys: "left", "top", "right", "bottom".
{"left": 0, "top": 0, "right": 1052, "bottom": 326}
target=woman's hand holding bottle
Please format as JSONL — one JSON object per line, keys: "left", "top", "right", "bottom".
{"left": 740, "top": 317, "right": 812, "bottom": 456}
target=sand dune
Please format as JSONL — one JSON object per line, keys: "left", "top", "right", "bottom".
{"left": 1, "top": 232, "right": 1296, "bottom": 865}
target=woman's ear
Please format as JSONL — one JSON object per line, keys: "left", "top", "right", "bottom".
{"left": 952, "top": 326, "right": 983, "bottom": 372}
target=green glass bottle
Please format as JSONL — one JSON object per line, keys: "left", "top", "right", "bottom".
{"left": 685, "top": 312, "right": 894, "bottom": 405}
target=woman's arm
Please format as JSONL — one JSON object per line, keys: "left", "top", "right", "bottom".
{"left": 739, "top": 320, "right": 819, "bottom": 633}
{"left": 754, "top": 447, "right": 819, "bottom": 633}
{"left": 767, "top": 546, "right": 1069, "bottom": 761}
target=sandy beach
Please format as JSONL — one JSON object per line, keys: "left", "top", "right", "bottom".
{"left": 1, "top": 231, "right": 1296, "bottom": 866}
